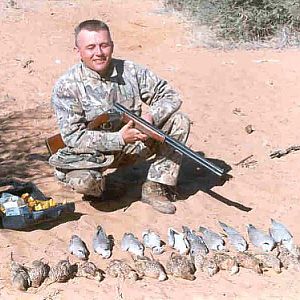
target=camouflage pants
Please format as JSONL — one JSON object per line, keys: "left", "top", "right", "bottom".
{"left": 54, "top": 111, "right": 190, "bottom": 197}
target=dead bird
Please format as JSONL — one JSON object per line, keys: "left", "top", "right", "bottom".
{"left": 11, "top": 272, "right": 31, "bottom": 292}
{"left": 68, "top": 235, "right": 90, "bottom": 261}
{"left": 189, "top": 249, "right": 205, "bottom": 270}
{"left": 142, "top": 229, "right": 164, "bottom": 255}
{"left": 190, "top": 250, "right": 219, "bottom": 277}
{"left": 106, "top": 259, "right": 138, "bottom": 282}
{"left": 168, "top": 228, "right": 189, "bottom": 255}
{"left": 269, "top": 219, "right": 293, "bottom": 251}
{"left": 182, "top": 225, "right": 208, "bottom": 256}
{"left": 254, "top": 252, "right": 281, "bottom": 274}
{"left": 199, "top": 226, "right": 226, "bottom": 251}
{"left": 28, "top": 260, "right": 50, "bottom": 288}
{"left": 133, "top": 255, "right": 167, "bottom": 281}
{"left": 166, "top": 252, "right": 196, "bottom": 281}
{"left": 235, "top": 252, "right": 263, "bottom": 274}
{"left": 247, "top": 224, "right": 275, "bottom": 252}
{"left": 290, "top": 243, "right": 300, "bottom": 257}
{"left": 277, "top": 244, "right": 300, "bottom": 271}
{"left": 46, "top": 258, "right": 75, "bottom": 284}
{"left": 76, "top": 261, "right": 104, "bottom": 282}
{"left": 93, "top": 225, "right": 113, "bottom": 259}
{"left": 213, "top": 252, "right": 239, "bottom": 275}
{"left": 184, "top": 228, "right": 219, "bottom": 277}
{"left": 10, "top": 252, "right": 31, "bottom": 291}
{"left": 121, "top": 232, "right": 144, "bottom": 257}
{"left": 219, "top": 221, "right": 248, "bottom": 252}
{"left": 201, "top": 253, "right": 219, "bottom": 277}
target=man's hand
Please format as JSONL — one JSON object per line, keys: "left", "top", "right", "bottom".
{"left": 119, "top": 120, "right": 148, "bottom": 144}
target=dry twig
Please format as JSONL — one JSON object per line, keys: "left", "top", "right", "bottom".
{"left": 270, "top": 145, "right": 300, "bottom": 159}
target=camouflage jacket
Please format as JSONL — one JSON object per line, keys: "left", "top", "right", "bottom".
{"left": 51, "top": 58, "right": 182, "bottom": 153}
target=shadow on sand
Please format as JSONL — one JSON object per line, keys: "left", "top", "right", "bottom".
{"left": 0, "top": 106, "right": 52, "bottom": 179}
{"left": 90, "top": 152, "right": 252, "bottom": 213}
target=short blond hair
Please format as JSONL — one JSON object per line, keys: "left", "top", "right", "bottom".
{"left": 74, "top": 20, "right": 110, "bottom": 46}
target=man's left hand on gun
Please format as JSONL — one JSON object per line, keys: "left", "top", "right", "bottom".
{"left": 118, "top": 113, "right": 153, "bottom": 144}
{"left": 119, "top": 120, "right": 148, "bottom": 144}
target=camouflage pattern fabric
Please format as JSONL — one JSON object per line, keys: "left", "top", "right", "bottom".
{"left": 50, "top": 59, "right": 190, "bottom": 196}
{"left": 146, "top": 111, "right": 190, "bottom": 186}
{"left": 49, "top": 147, "right": 114, "bottom": 170}
{"left": 54, "top": 169, "right": 105, "bottom": 197}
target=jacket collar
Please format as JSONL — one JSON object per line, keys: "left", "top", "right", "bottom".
{"left": 81, "top": 59, "right": 118, "bottom": 82}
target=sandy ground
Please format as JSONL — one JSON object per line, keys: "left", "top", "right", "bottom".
{"left": 0, "top": 0, "right": 300, "bottom": 299}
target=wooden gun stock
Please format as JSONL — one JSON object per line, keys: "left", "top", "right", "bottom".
{"left": 45, "top": 133, "right": 65, "bottom": 156}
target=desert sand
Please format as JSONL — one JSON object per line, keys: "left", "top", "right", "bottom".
{"left": 0, "top": 0, "right": 300, "bottom": 299}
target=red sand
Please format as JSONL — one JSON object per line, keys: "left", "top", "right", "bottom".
{"left": 0, "top": 0, "right": 299, "bottom": 299}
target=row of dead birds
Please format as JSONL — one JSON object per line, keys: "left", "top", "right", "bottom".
{"left": 10, "top": 219, "right": 300, "bottom": 291}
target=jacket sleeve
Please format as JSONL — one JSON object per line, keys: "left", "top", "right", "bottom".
{"left": 136, "top": 65, "right": 182, "bottom": 127}
{"left": 51, "top": 79, "right": 125, "bottom": 152}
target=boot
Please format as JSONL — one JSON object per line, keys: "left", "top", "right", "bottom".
{"left": 141, "top": 180, "right": 176, "bottom": 214}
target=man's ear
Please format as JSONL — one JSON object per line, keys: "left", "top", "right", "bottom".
{"left": 74, "top": 46, "right": 81, "bottom": 59}
{"left": 111, "top": 41, "right": 114, "bottom": 52}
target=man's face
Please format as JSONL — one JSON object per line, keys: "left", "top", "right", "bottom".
{"left": 76, "top": 29, "right": 114, "bottom": 76}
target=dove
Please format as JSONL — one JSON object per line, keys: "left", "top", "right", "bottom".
{"left": 133, "top": 255, "right": 167, "bottom": 281}
{"left": 247, "top": 224, "right": 275, "bottom": 252}
{"left": 121, "top": 233, "right": 144, "bottom": 257}
{"left": 198, "top": 226, "right": 226, "bottom": 251}
{"left": 68, "top": 235, "right": 90, "bottom": 260}
{"left": 269, "top": 219, "right": 293, "bottom": 250}
{"left": 219, "top": 221, "right": 248, "bottom": 252}
{"left": 182, "top": 226, "right": 208, "bottom": 256}
{"left": 168, "top": 228, "right": 189, "bottom": 255}
{"left": 142, "top": 229, "right": 164, "bottom": 254}
{"left": 28, "top": 260, "right": 50, "bottom": 288}
{"left": 106, "top": 259, "right": 139, "bottom": 282}
{"left": 166, "top": 252, "right": 196, "bottom": 281}
{"left": 93, "top": 225, "right": 113, "bottom": 259}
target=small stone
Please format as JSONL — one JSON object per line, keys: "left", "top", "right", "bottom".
{"left": 245, "top": 125, "right": 255, "bottom": 134}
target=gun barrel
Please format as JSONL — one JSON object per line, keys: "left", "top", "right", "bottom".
{"left": 165, "top": 136, "right": 225, "bottom": 177}
{"left": 114, "top": 102, "right": 226, "bottom": 177}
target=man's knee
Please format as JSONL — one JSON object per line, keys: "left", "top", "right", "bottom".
{"left": 174, "top": 111, "right": 191, "bottom": 131}
{"left": 164, "top": 111, "right": 191, "bottom": 143}
{"left": 56, "top": 169, "right": 105, "bottom": 197}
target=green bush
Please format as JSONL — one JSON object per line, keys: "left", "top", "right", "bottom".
{"left": 164, "top": 0, "right": 300, "bottom": 44}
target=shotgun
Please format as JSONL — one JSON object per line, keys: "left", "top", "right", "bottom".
{"left": 46, "top": 102, "right": 227, "bottom": 177}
